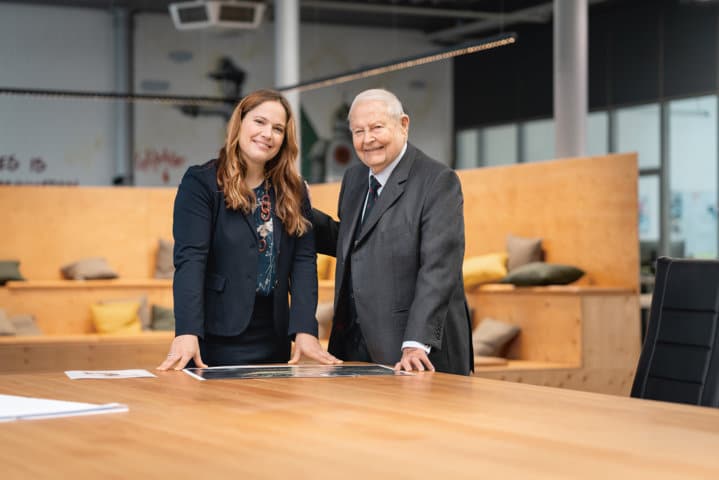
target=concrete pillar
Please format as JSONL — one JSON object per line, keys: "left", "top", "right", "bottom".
{"left": 274, "top": 0, "right": 301, "bottom": 168}
{"left": 554, "top": 0, "right": 587, "bottom": 158}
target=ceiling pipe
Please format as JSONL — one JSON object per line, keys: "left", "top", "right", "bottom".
{"left": 299, "top": 0, "right": 539, "bottom": 23}
{"left": 427, "top": 0, "right": 605, "bottom": 42}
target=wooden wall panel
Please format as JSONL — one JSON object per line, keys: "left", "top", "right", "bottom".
{"left": 0, "top": 186, "right": 175, "bottom": 280}
{"left": 468, "top": 291, "right": 582, "bottom": 364}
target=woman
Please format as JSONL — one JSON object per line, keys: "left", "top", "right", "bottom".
{"left": 158, "top": 89, "right": 340, "bottom": 370}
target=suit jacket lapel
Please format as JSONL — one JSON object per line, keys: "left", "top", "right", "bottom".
{"left": 355, "top": 145, "right": 415, "bottom": 244}
{"left": 339, "top": 169, "right": 368, "bottom": 261}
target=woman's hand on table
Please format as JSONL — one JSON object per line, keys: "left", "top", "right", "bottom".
{"left": 157, "top": 334, "right": 208, "bottom": 370}
{"left": 288, "top": 333, "right": 342, "bottom": 365}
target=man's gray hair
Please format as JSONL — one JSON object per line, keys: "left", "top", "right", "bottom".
{"left": 348, "top": 88, "right": 405, "bottom": 120}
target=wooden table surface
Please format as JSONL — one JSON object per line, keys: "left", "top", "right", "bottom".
{"left": 1, "top": 365, "right": 718, "bottom": 479}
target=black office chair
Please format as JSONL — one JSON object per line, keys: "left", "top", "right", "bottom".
{"left": 631, "top": 257, "right": 719, "bottom": 407}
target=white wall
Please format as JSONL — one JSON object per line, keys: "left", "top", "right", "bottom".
{"left": 132, "top": 13, "right": 452, "bottom": 186}
{"left": 0, "top": 4, "right": 115, "bottom": 185}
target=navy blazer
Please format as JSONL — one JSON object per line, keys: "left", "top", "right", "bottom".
{"left": 172, "top": 160, "right": 318, "bottom": 340}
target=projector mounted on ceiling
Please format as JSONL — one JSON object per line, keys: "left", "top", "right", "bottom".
{"left": 169, "top": 1, "right": 266, "bottom": 30}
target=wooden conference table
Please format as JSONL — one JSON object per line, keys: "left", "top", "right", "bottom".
{"left": 1, "top": 365, "right": 718, "bottom": 479}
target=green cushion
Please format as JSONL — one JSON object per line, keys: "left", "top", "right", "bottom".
{"left": 501, "top": 261, "right": 585, "bottom": 286}
{"left": 0, "top": 260, "right": 25, "bottom": 286}
{"left": 151, "top": 304, "right": 175, "bottom": 331}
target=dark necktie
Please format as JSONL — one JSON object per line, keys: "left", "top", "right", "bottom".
{"left": 362, "top": 175, "right": 381, "bottom": 225}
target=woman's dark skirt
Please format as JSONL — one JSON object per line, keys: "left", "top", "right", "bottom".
{"left": 198, "top": 294, "right": 290, "bottom": 366}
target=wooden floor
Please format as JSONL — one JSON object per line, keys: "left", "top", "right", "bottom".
{"left": 1, "top": 365, "right": 719, "bottom": 479}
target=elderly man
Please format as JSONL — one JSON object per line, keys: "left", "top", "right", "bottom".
{"left": 312, "top": 88, "right": 473, "bottom": 375}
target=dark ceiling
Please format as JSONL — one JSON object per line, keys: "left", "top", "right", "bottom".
{"left": 0, "top": 0, "right": 561, "bottom": 43}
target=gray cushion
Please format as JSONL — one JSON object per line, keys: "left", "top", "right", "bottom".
{"left": 10, "top": 314, "right": 42, "bottom": 336}
{"left": 151, "top": 304, "right": 175, "bottom": 331}
{"left": 154, "top": 239, "right": 175, "bottom": 279}
{"left": 61, "top": 257, "right": 118, "bottom": 280}
{"left": 501, "top": 261, "right": 585, "bottom": 286}
{"left": 0, "top": 260, "right": 25, "bottom": 285}
{"left": 506, "top": 234, "right": 543, "bottom": 272}
{"left": 472, "top": 318, "right": 520, "bottom": 356}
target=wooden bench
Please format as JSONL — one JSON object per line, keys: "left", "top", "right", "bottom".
{"left": 467, "top": 285, "right": 639, "bottom": 395}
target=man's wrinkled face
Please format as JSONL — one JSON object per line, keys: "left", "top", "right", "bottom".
{"left": 349, "top": 100, "right": 409, "bottom": 174}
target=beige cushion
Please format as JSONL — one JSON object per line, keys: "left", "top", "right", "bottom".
{"left": 506, "top": 234, "right": 543, "bottom": 272}
{"left": 10, "top": 314, "right": 42, "bottom": 336}
{"left": 61, "top": 257, "right": 118, "bottom": 280}
{"left": 0, "top": 308, "right": 16, "bottom": 336}
{"left": 100, "top": 295, "right": 151, "bottom": 330}
{"left": 316, "top": 302, "right": 334, "bottom": 340}
{"left": 472, "top": 317, "right": 520, "bottom": 357}
{"left": 154, "top": 239, "right": 175, "bottom": 279}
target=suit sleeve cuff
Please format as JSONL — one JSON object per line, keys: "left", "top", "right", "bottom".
{"left": 402, "top": 341, "right": 431, "bottom": 354}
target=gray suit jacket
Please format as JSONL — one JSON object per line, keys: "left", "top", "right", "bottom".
{"left": 313, "top": 143, "right": 473, "bottom": 375}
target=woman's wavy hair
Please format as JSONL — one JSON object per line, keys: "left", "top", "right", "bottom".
{"left": 216, "top": 89, "right": 309, "bottom": 236}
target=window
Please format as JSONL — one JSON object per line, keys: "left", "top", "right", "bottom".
{"left": 482, "top": 124, "right": 517, "bottom": 166}
{"left": 522, "top": 118, "right": 554, "bottom": 163}
{"left": 668, "top": 95, "right": 717, "bottom": 258}
{"left": 586, "top": 111, "right": 608, "bottom": 156}
{"left": 455, "top": 129, "right": 479, "bottom": 170}
{"left": 613, "top": 104, "right": 660, "bottom": 170}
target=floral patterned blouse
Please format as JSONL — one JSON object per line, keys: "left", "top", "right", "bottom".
{"left": 253, "top": 182, "right": 276, "bottom": 296}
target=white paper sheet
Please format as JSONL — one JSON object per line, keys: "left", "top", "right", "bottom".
{"left": 0, "top": 394, "right": 127, "bottom": 422}
{"left": 64, "top": 369, "right": 156, "bottom": 380}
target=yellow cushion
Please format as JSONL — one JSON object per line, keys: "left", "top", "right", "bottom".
{"left": 90, "top": 301, "right": 142, "bottom": 334}
{"left": 463, "top": 253, "right": 508, "bottom": 288}
{"left": 317, "top": 254, "right": 335, "bottom": 281}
